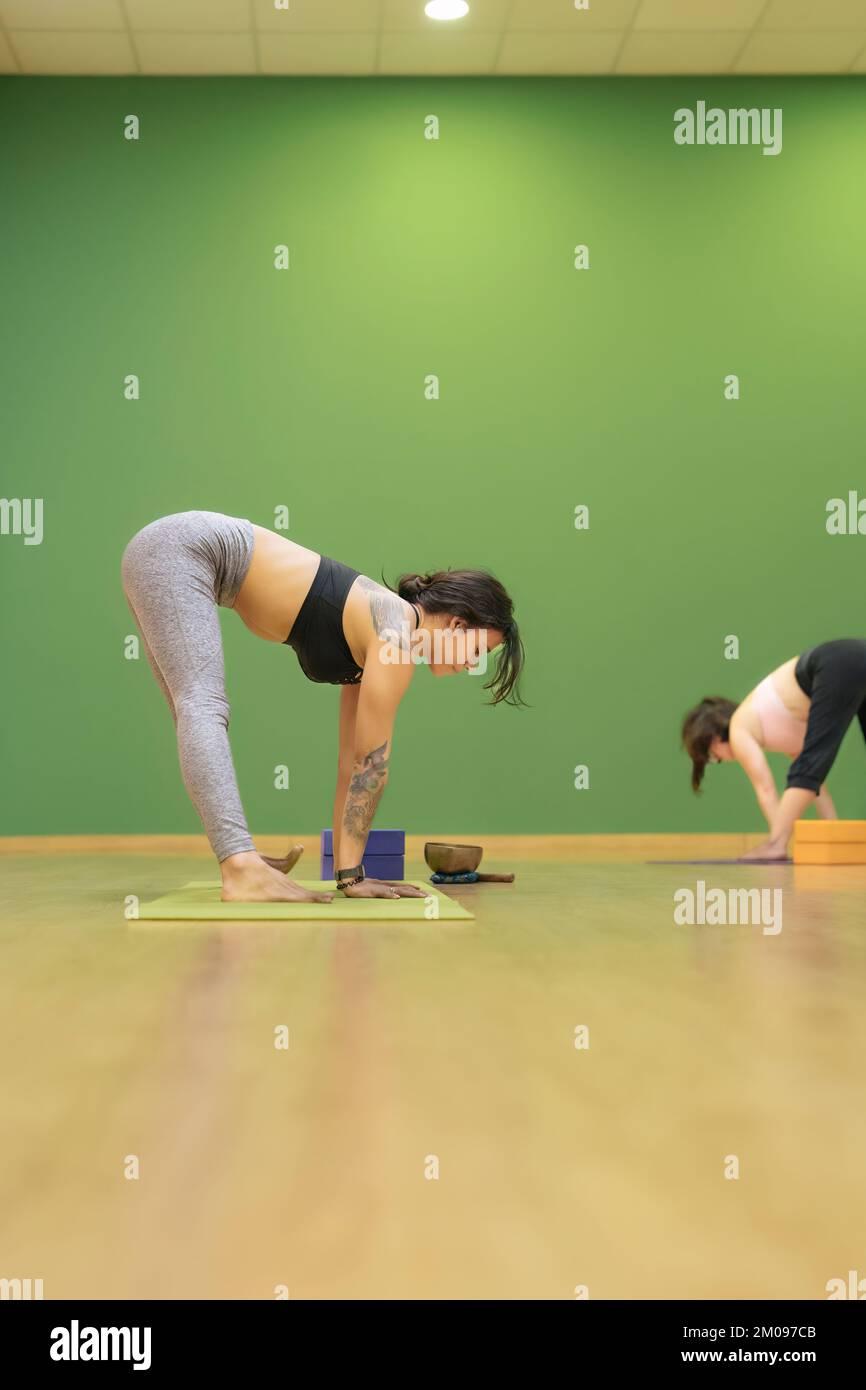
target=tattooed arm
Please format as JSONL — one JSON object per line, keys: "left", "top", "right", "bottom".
{"left": 340, "top": 738, "right": 391, "bottom": 870}
{"left": 332, "top": 683, "right": 360, "bottom": 871}
{"left": 336, "top": 630, "right": 415, "bottom": 880}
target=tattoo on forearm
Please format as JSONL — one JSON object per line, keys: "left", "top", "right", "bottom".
{"left": 342, "top": 741, "right": 390, "bottom": 841}
{"left": 357, "top": 576, "right": 412, "bottom": 651}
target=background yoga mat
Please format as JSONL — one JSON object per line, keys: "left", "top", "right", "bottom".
{"left": 648, "top": 858, "right": 793, "bottom": 865}
{"left": 136, "top": 879, "right": 473, "bottom": 922}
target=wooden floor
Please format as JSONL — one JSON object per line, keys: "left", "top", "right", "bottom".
{"left": 0, "top": 835, "right": 864, "bottom": 1300}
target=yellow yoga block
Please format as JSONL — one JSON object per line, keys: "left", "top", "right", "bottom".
{"left": 794, "top": 842, "right": 866, "bottom": 865}
{"left": 793, "top": 819, "right": 866, "bottom": 844}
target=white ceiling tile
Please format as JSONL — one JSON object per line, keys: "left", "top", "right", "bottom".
{"left": 253, "top": 0, "right": 380, "bottom": 32}
{"left": 0, "top": 0, "right": 124, "bottom": 28}
{"left": 383, "top": 0, "right": 510, "bottom": 31}
{"left": 11, "top": 29, "right": 136, "bottom": 72}
{"left": 509, "top": 0, "right": 639, "bottom": 31}
{"left": 617, "top": 30, "right": 745, "bottom": 72}
{"left": 136, "top": 33, "right": 257, "bottom": 75}
{"left": 497, "top": 31, "right": 622, "bottom": 74}
{"left": 380, "top": 32, "right": 500, "bottom": 73}
{"left": 2, "top": 0, "right": 865, "bottom": 74}
{"left": 125, "top": 0, "right": 250, "bottom": 33}
{"left": 760, "top": 0, "right": 866, "bottom": 31}
{"left": 0, "top": 30, "right": 19, "bottom": 69}
{"left": 636, "top": 0, "right": 765, "bottom": 31}
{"left": 259, "top": 32, "right": 377, "bottom": 73}
{"left": 736, "top": 31, "right": 866, "bottom": 71}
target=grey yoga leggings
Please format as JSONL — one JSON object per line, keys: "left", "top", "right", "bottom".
{"left": 121, "top": 510, "right": 257, "bottom": 862}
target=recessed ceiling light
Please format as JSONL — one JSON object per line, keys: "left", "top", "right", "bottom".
{"left": 425, "top": 1, "right": 470, "bottom": 19}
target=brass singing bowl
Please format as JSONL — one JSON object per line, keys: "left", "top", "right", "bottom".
{"left": 424, "top": 842, "right": 483, "bottom": 874}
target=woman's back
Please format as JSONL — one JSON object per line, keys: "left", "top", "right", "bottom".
{"left": 233, "top": 526, "right": 322, "bottom": 642}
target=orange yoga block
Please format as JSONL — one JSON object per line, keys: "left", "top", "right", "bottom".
{"left": 794, "top": 842, "right": 866, "bottom": 865}
{"left": 793, "top": 819, "right": 866, "bottom": 844}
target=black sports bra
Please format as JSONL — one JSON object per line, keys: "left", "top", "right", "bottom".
{"left": 283, "top": 554, "right": 364, "bottom": 685}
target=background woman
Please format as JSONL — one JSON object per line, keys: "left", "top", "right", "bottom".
{"left": 681, "top": 639, "right": 866, "bottom": 861}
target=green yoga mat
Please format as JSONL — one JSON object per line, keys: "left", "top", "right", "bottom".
{"left": 136, "top": 880, "right": 474, "bottom": 922}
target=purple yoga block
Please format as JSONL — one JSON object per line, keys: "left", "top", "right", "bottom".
{"left": 321, "top": 853, "right": 406, "bottom": 881}
{"left": 321, "top": 828, "right": 405, "bottom": 856}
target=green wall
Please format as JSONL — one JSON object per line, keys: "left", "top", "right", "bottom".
{"left": 3, "top": 74, "right": 866, "bottom": 839}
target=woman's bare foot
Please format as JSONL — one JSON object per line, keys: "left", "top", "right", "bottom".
{"left": 220, "top": 851, "right": 332, "bottom": 904}
{"left": 260, "top": 843, "right": 305, "bottom": 874}
{"left": 738, "top": 839, "right": 790, "bottom": 863}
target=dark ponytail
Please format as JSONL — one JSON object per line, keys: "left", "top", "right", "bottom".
{"left": 681, "top": 696, "right": 737, "bottom": 792}
{"left": 389, "top": 568, "right": 526, "bottom": 708}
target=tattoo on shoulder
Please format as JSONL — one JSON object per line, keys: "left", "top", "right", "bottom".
{"left": 357, "top": 576, "right": 412, "bottom": 648}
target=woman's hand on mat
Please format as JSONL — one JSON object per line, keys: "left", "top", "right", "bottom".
{"left": 342, "top": 879, "right": 426, "bottom": 899}
{"left": 221, "top": 853, "right": 333, "bottom": 903}
{"left": 738, "top": 839, "right": 789, "bottom": 862}
{"left": 366, "top": 879, "right": 427, "bottom": 897}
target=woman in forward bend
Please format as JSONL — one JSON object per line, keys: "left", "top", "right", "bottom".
{"left": 121, "top": 511, "right": 524, "bottom": 901}
{"left": 682, "top": 640, "right": 866, "bottom": 861}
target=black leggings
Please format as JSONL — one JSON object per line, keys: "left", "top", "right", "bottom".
{"left": 787, "top": 639, "right": 866, "bottom": 793}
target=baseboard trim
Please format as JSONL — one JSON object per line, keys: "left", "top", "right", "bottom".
{"left": 0, "top": 832, "right": 763, "bottom": 861}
